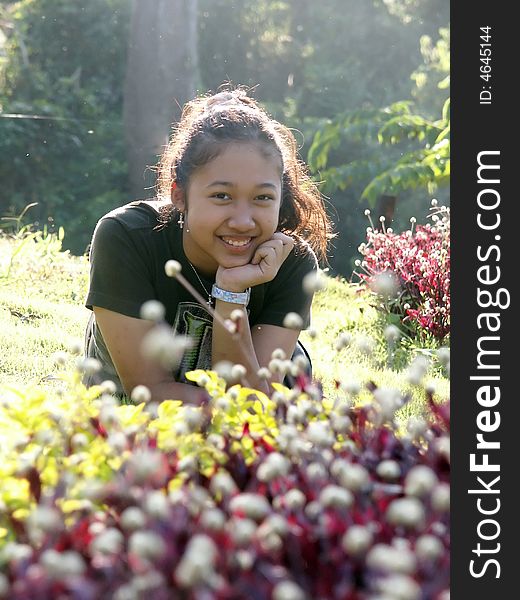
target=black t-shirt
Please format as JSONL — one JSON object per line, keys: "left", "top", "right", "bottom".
{"left": 84, "top": 199, "right": 317, "bottom": 392}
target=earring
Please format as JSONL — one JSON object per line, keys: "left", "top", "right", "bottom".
{"left": 177, "top": 212, "right": 184, "bottom": 229}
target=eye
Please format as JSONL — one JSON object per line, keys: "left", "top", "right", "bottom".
{"left": 211, "top": 192, "right": 231, "bottom": 201}
{"left": 256, "top": 194, "right": 274, "bottom": 202}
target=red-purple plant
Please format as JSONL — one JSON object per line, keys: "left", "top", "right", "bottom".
{"left": 0, "top": 379, "right": 450, "bottom": 600}
{"left": 355, "top": 202, "right": 450, "bottom": 343}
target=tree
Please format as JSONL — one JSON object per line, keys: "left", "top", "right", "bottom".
{"left": 123, "top": 0, "right": 200, "bottom": 199}
{"left": 0, "top": 0, "right": 130, "bottom": 254}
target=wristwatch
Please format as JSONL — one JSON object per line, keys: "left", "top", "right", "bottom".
{"left": 211, "top": 284, "right": 251, "bottom": 306}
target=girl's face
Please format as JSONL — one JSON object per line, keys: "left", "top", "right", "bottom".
{"left": 178, "top": 142, "right": 282, "bottom": 275}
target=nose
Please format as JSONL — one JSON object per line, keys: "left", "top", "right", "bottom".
{"left": 227, "top": 203, "right": 255, "bottom": 231}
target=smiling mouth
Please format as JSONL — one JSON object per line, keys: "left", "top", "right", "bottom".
{"left": 220, "top": 236, "right": 253, "bottom": 247}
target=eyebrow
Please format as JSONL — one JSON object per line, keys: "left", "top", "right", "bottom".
{"left": 206, "top": 181, "right": 278, "bottom": 190}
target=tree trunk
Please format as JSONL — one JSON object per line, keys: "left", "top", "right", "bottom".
{"left": 123, "top": 0, "right": 199, "bottom": 199}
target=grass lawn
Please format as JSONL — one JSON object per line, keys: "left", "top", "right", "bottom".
{"left": 0, "top": 231, "right": 449, "bottom": 423}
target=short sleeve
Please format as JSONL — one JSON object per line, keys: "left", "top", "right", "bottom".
{"left": 85, "top": 217, "right": 156, "bottom": 318}
{"left": 254, "top": 245, "right": 318, "bottom": 329}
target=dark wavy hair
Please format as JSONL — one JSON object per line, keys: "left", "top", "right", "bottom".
{"left": 155, "top": 86, "right": 335, "bottom": 263}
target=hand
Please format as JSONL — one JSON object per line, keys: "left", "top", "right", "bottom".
{"left": 216, "top": 232, "right": 294, "bottom": 291}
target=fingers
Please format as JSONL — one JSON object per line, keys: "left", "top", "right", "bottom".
{"left": 251, "top": 234, "right": 292, "bottom": 267}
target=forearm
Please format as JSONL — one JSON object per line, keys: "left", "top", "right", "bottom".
{"left": 211, "top": 300, "right": 269, "bottom": 394}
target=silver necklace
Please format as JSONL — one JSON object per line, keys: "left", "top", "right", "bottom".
{"left": 188, "top": 261, "right": 213, "bottom": 307}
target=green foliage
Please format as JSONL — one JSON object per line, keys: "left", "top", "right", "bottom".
{"left": 1, "top": 0, "right": 449, "bottom": 276}
{"left": 0, "top": 0, "right": 131, "bottom": 254}
{"left": 308, "top": 97, "right": 450, "bottom": 207}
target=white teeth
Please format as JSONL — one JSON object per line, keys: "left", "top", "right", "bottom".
{"left": 222, "top": 237, "right": 251, "bottom": 247}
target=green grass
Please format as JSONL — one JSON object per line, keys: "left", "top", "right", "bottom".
{"left": 0, "top": 232, "right": 91, "bottom": 388}
{"left": 0, "top": 231, "right": 449, "bottom": 421}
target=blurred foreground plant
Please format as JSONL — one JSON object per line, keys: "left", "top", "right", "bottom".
{"left": 0, "top": 350, "right": 450, "bottom": 599}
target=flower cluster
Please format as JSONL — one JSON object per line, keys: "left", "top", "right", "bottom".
{"left": 355, "top": 202, "right": 450, "bottom": 342}
{"left": 0, "top": 364, "right": 450, "bottom": 599}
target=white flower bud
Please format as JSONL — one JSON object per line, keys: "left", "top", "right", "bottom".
{"left": 431, "top": 482, "right": 450, "bottom": 512}
{"left": 129, "top": 530, "right": 166, "bottom": 560}
{"left": 257, "top": 452, "right": 291, "bottom": 482}
{"left": 76, "top": 357, "right": 101, "bottom": 375}
{"left": 283, "top": 312, "right": 304, "bottom": 330}
{"left": 319, "top": 485, "right": 353, "bottom": 509}
{"left": 404, "top": 465, "right": 438, "bottom": 497}
{"left": 406, "top": 416, "right": 427, "bottom": 439}
{"left": 235, "top": 549, "right": 255, "bottom": 570}
{"left": 230, "top": 517, "right": 257, "bottom": 546}
{"left": 1, "top": 543, "right": 32, "bottom": 563}
{"left": 436, "top": 347, "right": 450, "bottom": 366}
{"left": 335, "top": 462, "right": 370, "bottom": 491}
{"left": 415, "top": 534, "right": 444, "bottom": 561}
{"left": 377, "top": 574, "right": 421, "bottom": 600}
{"left": 131, "top": 384, "right": 151, "bottom": 404}
{"left": 183, "top": 406, "right": 204, "bottom": 431}
{"left": 107, "top": 431, "right": 128, "bottom": 453}
{"left": 140, "top": 299, "right": 166, "bottom": 322}
{"left": 369, "top": 271, "right": 400, "bottom": 298}
{"left": 366, "top": 543, "right": 417, "bottom": 574}
{"left": 164, "top": 259, "right": 182, "bottom": 277}
{"left": 231, "top": 363, "right": 247, "bottom": 381}
{"left": 434, "top": 436, "right": 450, "bottom": 462}
{"left": 28, "top": 506, "right": 63, "bottom": 535}
{"left": 141, "top": 325, "right": 191, "bottom": 370}
{"left": 376, "top": 460, "right": 401, "bottom": 481}
{"left": 356, "top": 335, "right": 376, "bottom": 356}
{"left": 68, "top": 339, "right": 83, "bottom": 355}
{"left": 207, "top": 433, "right": 225, "bottom": 450}
{"left": 373, "top": 387, "right": 403, "bottom": 422}
{"left": 386, "top": 497, "right": 425, "bottom": 529}
{"left": 257, "top": 366, "right": 271, "bottom": 379}
{"left": 330, "top": 413, "right": 352, "bottom": 434}
{"left": 384, "top": 324, "right": 401, "bottom": 343}
{"left": 209, "top": 470, "right": 238, "bottom": 497}
{"left": 257, "top": 526, "right": 283, "bottom": 553}
{"left": 40, "top": 549, "right": 86, "bottom": 578}
{"left": 213, "top": 360, "right": 234, "bottom": 382}
{"left": 303, "top": 270, "right": 327, "bottom": 294}
{"left": 229, "top": 493, "right": 271, "bottom": 521}
{"left": 53, "top": 351, "right": 68, "bottom": 366}
{"left": 306, "top": 421, "right": 334, "bottom": 447}
{"left": 341, "top": 525, "right": 373, "bottom": 556}
{"left": 177, "top": 455, "right": 198, "bottom": 474}
{"left": 100, "top": 379, "right": 117, "bottom": 394}
{"left": 340, "top": 379, "right": 361, "bottom": 395}
{"left": 405, "top": 355, "right": 430, "bottom": 385}
{"left": 0, "top": 573, "right": 9, "bottom": 597}
{"left": 215, "top": 396, "right": 231, "bottom": 412}
{"left": 200, "top": 508, "right": 226, "bottom": 531}
{"left": 272, "top": 580, "right": 306, "bottom": 600}
{"left": 90, "top": 528, "right": 124, "bottom": 555}
{"left": 269, "top": 357, "right": 283, "bottom": 374}
{"left": 306, "top": 461, "right": 328, "bottom": 482}
{"left": 284, "top": 488, "right": 306, "bottom": 511}
{"left": 143, "top": 491, "right": 170, "bottom": 519}
{"left": 334, "top": 331, "right": 352, "bottom": 351}
{"left": 293, "top": 353, "right": 310, "bottom": 372}
{"left": 120, "top": 506, "right": 147, "bottom": 531}
{"left": 263, "top": 514, "right": 289, "bottom": 537}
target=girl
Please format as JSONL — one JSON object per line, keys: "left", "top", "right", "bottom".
{"left": 84, "top": 87, "right": 334, "bottom": 403}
